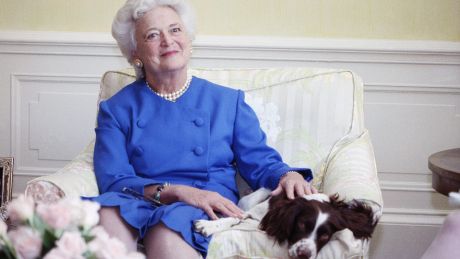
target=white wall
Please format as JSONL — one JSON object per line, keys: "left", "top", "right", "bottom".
{"left": 1, "top": 31, "right": 460, "bottom": 258}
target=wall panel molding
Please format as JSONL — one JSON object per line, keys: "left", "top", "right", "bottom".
{"left": 1, "top": 31, "right": 460, "bottom": 64}
{"left": 380, "top": 180, "right": 434, "bottom": 192}
{"left": 10, "top": 73, "right": 100, "bottom": 177}
{"left": 381, "top": 208, "right": 451, "bottom": 226}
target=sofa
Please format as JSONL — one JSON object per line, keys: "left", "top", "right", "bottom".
{"left": 25, "top": 67, "right": 383, "bottom": 258}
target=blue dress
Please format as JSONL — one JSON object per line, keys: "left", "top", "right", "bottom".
{"left": 87, "top": 76, "right": 312, "bottom": 256}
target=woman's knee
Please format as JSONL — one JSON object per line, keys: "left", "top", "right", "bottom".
{"left": 144, "top": 223, "right": 200, "bottom": 257}
{"left": 98, "top": 206, "right": 138, "bottom": 250}
{"left": 144, "top": 223, "right": 180, "bottom": 247}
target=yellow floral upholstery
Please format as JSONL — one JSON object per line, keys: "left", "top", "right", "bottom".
{"left": 26, "top": 67, "right": 383, "bottom": 259}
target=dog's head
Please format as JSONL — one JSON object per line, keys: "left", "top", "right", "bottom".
{"left": 259, "top": 193, "right": 378, "bottom": 259}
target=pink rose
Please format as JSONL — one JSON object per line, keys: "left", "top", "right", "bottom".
{"left": 7, "top": 195, "right": 34, "bottom": 223}
{"left": 36, "top": 202, "right": 73, "bottom": 230}
{"left": 42, "top": 247, "right": 85, "bottom": 259}
{"left": 8, "top": 226, "right": 42, "bottom": 259}
{"left": 55, "top": 231, "right": 87, "bottom": 256}
{"left": 43, "top": 248, "right": 71, "bottom": 259}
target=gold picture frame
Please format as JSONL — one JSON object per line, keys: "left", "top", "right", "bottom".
{"left": 0, "top": 157, "right": 13, "bottom": 207}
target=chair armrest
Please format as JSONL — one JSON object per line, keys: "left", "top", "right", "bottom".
{"left": 321, "top": 129, "right": 383, "bottom": 212}
{"left": 25, "top": 141, "right": 99, "bottom": 201}
{"left": 25, "top": 181, "right": 65, "bottom": 203}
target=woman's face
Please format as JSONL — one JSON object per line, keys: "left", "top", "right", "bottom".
{"left": 133, "top": 6, "right": 192, "bottom": 76}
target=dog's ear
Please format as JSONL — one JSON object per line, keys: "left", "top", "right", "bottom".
{"left": 259, "top": 194, "right": 304, "bottom": 244}
{"left": 329, "top": 195, "right": 377, "bottom": 239}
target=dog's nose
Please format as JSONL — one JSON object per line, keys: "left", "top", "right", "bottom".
{"left": 296, "top": 247, "right": 312, "bottom": 259}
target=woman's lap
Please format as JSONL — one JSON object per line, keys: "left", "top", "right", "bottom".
{"left": 91, "top": 192, "right": 212, "bottom": 257}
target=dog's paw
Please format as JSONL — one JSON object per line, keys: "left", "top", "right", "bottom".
{"left": 194, "top": 217, "right": 241, "bottom": 236}
{"left": 193, "top": 219, "right": 220, "bottom": 237}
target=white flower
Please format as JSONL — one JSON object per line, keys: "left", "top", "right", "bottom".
{"left": 8, "top": 226, "right": 42, "bottom": 259}
{"left": 65, "top": 198, "right": 89, "bottom": 227}
{"left": 7, "top": 195, "right": 35, "bottom": 223}
{"left": 78, "top": 200, "right": 100, "bottom": 229}
{"left": 55, "top": 231, "right": 87, "bottom": 257}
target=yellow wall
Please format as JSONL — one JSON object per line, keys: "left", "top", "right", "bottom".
{"left": 1, "top": 0, "right": 459, "bottom": 41}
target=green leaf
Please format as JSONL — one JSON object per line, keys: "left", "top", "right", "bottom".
{"left": 41, "top": 228, "right": 58, "bottom": 253}
{"left": 0, "top": 245, "right": 16, "bottom": 259}
{"left": 29, "top": 215, "right": 46, "bottom": 236}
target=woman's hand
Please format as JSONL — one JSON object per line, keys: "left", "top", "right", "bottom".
{"left": 167, "top": 185, "right": 244, "bottom": 220}
{"left": 271, "top": 171, "right": 318, "bottom": 199}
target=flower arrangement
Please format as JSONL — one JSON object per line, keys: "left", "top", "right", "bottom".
{"left": 0, "top": 195, "right": 145, "bottom": 259}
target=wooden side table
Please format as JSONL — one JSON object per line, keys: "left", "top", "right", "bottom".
{"left": 429, "top": 148, "right": 460, "bottom": 196}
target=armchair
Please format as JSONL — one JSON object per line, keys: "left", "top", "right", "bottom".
{"left": 25, "top": 67, "right": 383, "bottom": 258}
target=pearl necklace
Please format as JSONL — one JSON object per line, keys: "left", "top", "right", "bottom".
{"left": 145, "top": 74, "right": 192, "bottom": 102}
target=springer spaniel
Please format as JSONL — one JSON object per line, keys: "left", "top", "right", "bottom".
{"left": 194, "top": 188, "right": 378, "bottom": 259}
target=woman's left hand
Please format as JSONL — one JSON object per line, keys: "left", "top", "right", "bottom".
{"left": 271, "top": 171, "right": 318, "bottom": 199}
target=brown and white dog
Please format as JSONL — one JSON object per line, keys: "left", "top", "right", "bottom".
{"left": 194, "top": 188, "right": 379, "bottom": 259}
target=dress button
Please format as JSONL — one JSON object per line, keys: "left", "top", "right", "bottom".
{"left": 193, "top": 146, "right": 204, "bottom": 156}
{"left": 134, "top": 146, "right": 144, "bottom": 156}
{"left": 137, "top": 119, "right": 147, "bottom": 128}
{"left": 194, "top": 118, "right": 205, "bottom": 127}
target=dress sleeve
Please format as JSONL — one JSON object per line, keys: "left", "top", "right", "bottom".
{"left": 232, "top": 90, "right": 312, "bottom": 190}
{"left": 93, "top": 101, "right": 157, "bottom": 195}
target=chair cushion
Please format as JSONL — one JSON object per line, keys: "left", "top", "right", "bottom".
{"left": 207, "top": 227, "right": 367, "bottom": 259}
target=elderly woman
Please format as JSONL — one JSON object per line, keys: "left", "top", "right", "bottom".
{"left": 90, "top": 0, "right": 316, "bottom": 258}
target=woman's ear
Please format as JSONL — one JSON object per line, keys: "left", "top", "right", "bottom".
{"left": 131, "top": 50, "right": 139, "bottom": 63}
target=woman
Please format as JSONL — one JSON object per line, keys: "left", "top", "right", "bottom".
{"left": 91, "top": 0, "right": 317, "bottom": 258}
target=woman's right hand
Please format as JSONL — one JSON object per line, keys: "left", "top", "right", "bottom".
{"left": 166, "top": 185, "right": 244, "bottom": 220}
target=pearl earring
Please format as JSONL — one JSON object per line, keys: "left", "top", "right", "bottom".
{"left": 133, "top": 59, "right": 143, "bottom": 68}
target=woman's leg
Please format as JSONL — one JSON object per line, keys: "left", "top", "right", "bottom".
{"left": 99, "top": 207, "right": 138, "bottom": 252}
{"left": 144, "top": 223, "right": 202, "bottom": 259}
{"left": 421, "top": 210, "right": 460, "bottom": 259}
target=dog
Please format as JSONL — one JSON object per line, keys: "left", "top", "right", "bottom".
{"left": 194, "top": 188, "right": 378, "bottom": 259}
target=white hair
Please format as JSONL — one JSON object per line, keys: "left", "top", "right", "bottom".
{"left": 112, "top": 0, "right": 196, "bottom": 78}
